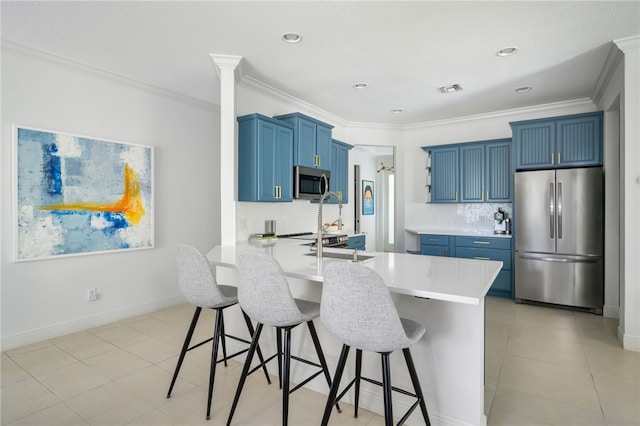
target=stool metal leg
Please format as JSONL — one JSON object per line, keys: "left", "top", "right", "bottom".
{"left": 307, "top": 320, "right": 341, "bottom": 413}
{"left": 227, "top": 323, "right": 263, "bottom": 426}
{"left": 206, "top": 308, "right": 224, "bottom": 419}
{"left": 354, "top": 349, "right": 363, "bottom": 418}
{"left": 321, "top": 344, "right": 350, "bottom": 426}
{"left": 241, "top": 310, "right": 271, "bottom": 385}
{"left": 276, "top": 327, "right": 283, "bottom": 389}
{"left": 167, "top": 307, "right": 202, "bottom": 398}
{"left": 381, "top": 353, "right": 393, "bottom": 426}
{"left": 220, "top": 311, "right": 228, "bottom": 367}
{"left": 282, "top": 327, "right": 292, "bottom": 426}
{"left": 403, "top": 348, "right": 431, "bottom": 426}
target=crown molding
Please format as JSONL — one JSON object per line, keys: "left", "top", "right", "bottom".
{"left": 404, "top": 98, "right": 595, "bottom": 130}
{"left": 592, "top": 42, "right": 624, "bottom": 105}
{"left": 2, "top": 40, "right": 218, "bottom": 110}
{"left": 209, "top": 54, "right": 244, "bottom": 81}
{"left": 614, "top": 34, "right": 640, "bottom": 52}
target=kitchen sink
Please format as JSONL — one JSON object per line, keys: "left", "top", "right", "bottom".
{"left": 304, "top": 251, "right": 374, "bottom": 261}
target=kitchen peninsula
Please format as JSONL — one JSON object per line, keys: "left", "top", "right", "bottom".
{"left": 207, "top": 239, "right": 502, "bottom": 426}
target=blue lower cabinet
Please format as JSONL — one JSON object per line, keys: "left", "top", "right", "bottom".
{"left": 455, "top": 238, "right": 513, "bottom": 298}
{"left": 348, "top": 235, "right": 366, "bottom": 250}
{"left": 419, "top": 233, "right": 513, "bottom": 298}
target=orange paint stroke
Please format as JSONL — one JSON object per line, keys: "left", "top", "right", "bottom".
{"left": 40, "top": 163, "right": 145, "bottom": 225}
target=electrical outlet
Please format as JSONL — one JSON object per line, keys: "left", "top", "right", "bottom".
{"left": 87, "top": 288, "right": 98, "bottom": 301}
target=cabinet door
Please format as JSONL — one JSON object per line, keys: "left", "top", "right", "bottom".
{"left": 485, "top": 141, "right": 512, "bottom": 202}
{"left": 274, "top": 125, "right": 294, "bottom": 201}
{"left": 459, "top": 144, "right": 485, "bottom": 202}
{"left": 431, "top": 147, "right": 459, "bottom": 202}
{"left": 256, "top": 121, "right": 293, "bottom": 202}
{"left": 555, "top": 114, "right": 602, "bottom": 167}
{"left": 316, "top": 125, "right": 332, "bottom": 169}
{"left": 512, "top": 120, "right": 555, "bottom": 170}
{"left": 296, "top": 118, "right": 318, "bottom": 168}
{"left": 327, "top": 141, "right": 351, "bottom": 204}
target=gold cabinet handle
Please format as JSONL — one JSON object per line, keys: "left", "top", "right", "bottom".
{"left": 455, "top": 191, "right": 458, "bottom": 201}
{"left": 474, "top": 256, "right": 491, "bottom": 260}
{"left": 551, "top": 152, "right": 554, "bottom": 164}
{"left": 558, "top": 152, "right": 561, "bottom": 164}
{"left": 486, "top": 191, "right": 489, "bottom": 200}
{"left": 474, "top": 241, "right": 490, "bottom": 245}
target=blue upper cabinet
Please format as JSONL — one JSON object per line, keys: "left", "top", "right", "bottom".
{"left": 327, "top": 139, "right": 353, "bottom": 204}
{"left": 485, "top": 140, "right": 512, "bottom": 202}
{"left": 459, "top": 144, "right": 485, "bottom": 202}
{"left": 237, "top": 113, "right": 294, "bottom": 202}
{"left": 424, "top": 139, "right": 511, "bottom": 203}
{"left": 274, "top": 112, "right": 333, "bottom": 170}
{"left": 511, "top": 112, "right": 602, "bottom": 170}
{"left": 429, "top": 146, "right": 459, "bottom": 202}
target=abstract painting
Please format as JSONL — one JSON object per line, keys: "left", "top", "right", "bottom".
{"left": 14, "top": 126, "right": 154, "bottom": 261}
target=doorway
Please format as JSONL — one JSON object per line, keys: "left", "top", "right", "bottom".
{"left": 351, "top": 145, "right": 395, "bottom": 252}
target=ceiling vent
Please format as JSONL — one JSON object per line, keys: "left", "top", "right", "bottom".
{"left": 439, "top": 84, "right": 463, "bottom": 94}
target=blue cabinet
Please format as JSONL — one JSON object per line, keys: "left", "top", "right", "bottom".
{"left": 455, "top": 236, "right": 512, "bottom": 298}
{"left": 274, "top": 112, "right": 333, "bottom": 170}
{"left": 237, "top": 113, "right": 294, "bottom": 202}
{"left": 485, "top": 140, "right": 512, "bottom": 202}
{"left": 511, "top": 112, "right": 602, "bottom": 170}
{"left": 427, "top": 147, "right": 459, "bottom": 202}
{"left": 347, "top": 235, "right": 366, "bottom": 250}
{"left": 424, "top": 139, "right": 511, "bottom": 203}
{"left": 459, "top": 144, "right": 485, "bottom": 202}
{"left": 327, "top": 139, "right": 353, "bottom": 204}
{"left": 420, "top": 234, "right": 455, "bottom": 257}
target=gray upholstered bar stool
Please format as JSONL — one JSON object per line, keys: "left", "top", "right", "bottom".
{"left": 167, "top": 244, "right": 271, "bottom": 420}
{"left": 226, "top": 251, "right": 338, "bottom": 426}
{"left": 320, "top": 262, "right": 431, "bottom": 426}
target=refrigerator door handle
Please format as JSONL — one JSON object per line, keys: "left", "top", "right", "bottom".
{"left": 557, "top": 183, "right": 563, "bottom": 239}
{"left": 518, "top": 254, "right": 599, "bottom": 264}
{"left": 549, "top": 183, "right": 555, "bottom": 239}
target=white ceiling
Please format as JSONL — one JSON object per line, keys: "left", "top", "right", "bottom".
{"left": 1, "top": 1, "right": 638, "bottom": 125}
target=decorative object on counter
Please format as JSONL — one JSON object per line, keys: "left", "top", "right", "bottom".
{"left": 228, "top": 251, "right": 340, "bottom": 425}
{"left": 14, "top": 126, "right": 153, "bottom": 261}
{"left": 320, "top": 262, "right": 431, "bottom": 426}
{"left": 167, "top": 245, "right": 271, "bottom": 420}
{"left": 362, "top": 180, "right": 374, "bottom": 215}
{"left": 249, "top": 234, "right": 278, "bottom": 246}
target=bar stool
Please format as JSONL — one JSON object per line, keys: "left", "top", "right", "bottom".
{"left": 320, "top": 261, "right": 431, "bottom": 426}
{"left": 166, "top": 244, "right": 271, "bottom": 420}
{"left": 226, "top": 251, "right": 338, "bottom": 426}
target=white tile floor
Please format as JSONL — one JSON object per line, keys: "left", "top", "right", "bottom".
{"left": 2, "top": 297, "right": 639, "bottom": 425}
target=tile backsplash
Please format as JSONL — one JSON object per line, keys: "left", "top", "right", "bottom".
{"left": 406, "top": 202, "right": 513, "bottom": 233}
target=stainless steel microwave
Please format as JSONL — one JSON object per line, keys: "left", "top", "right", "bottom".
{"left": 294, "top": 166, "right": 330, "bottom": 200}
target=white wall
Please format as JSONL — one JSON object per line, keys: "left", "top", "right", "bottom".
{"left": 1, "top": 44, "right": 220, "bottom": 349}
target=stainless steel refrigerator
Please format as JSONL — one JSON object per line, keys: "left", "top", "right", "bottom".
{"left": 514, "top": 167, "right": 604, "bottom": 314}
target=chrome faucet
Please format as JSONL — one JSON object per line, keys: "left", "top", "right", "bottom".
{"left": 316, "top": 174, "right": 343, "bottom": 258}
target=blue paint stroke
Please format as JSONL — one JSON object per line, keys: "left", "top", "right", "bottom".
{"left": 43, "top": 143, "right": 62, "bottom": 195}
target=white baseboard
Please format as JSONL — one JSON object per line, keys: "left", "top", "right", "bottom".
{"left": 603, "top": 304, "right": 619, "bottom": 319}
{"left": 619, "top": 326, "right": 640, "bottom": 352}
{"left": 1, "top": 295, "right": 186, "bottom": 351}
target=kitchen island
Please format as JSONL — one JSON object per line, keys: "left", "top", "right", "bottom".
{"left": 207, "top": 239, "right": 502, "bottom": 426}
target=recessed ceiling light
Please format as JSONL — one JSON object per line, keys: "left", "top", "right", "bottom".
{"left": 438, "top": 84, "right": 463, "bottom": 94}
{"left": 515, "top": 86, "right": 532, "bottom": 93}
{"left": 497, "top": 47, "right": 518, "bottom": 57}
{"left": 391, "top": 109, "right": 404, "bottom": 114}
{"left": 353, "top": 83, "right": 368, "bottom": 89}
{"left": 282, "top": 32, "right": 302, "bottom": 43}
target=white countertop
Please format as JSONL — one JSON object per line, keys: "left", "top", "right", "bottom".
{"left": 207, "top": 239, "right": 502, "bottom": 305}
{"left": 406, "top": 227, "right": 512, "bottom": 238}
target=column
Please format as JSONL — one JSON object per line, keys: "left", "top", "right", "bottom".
{"left": 211, "top": 54, "right": 242, "bottom": 246}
